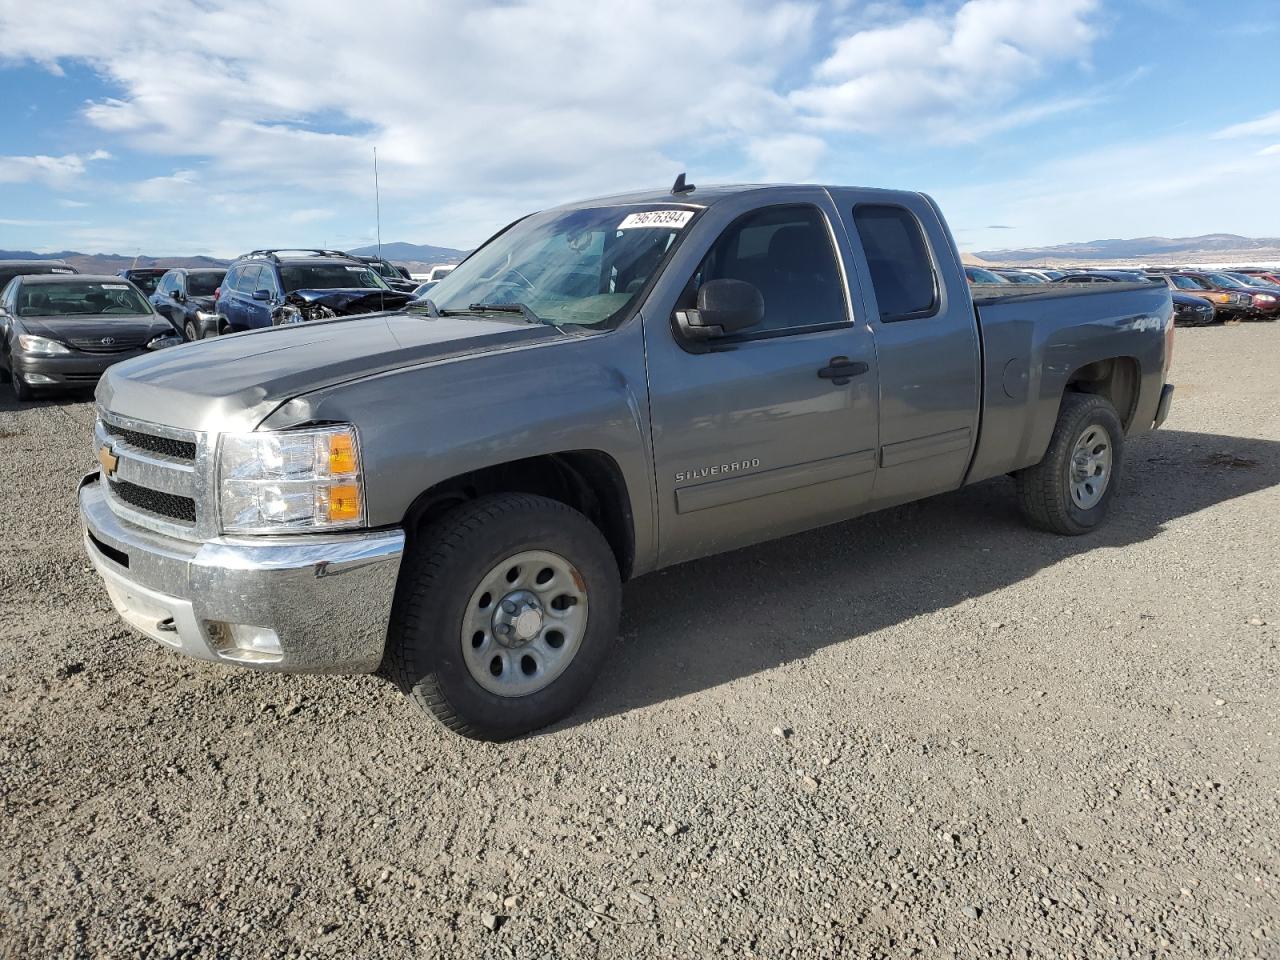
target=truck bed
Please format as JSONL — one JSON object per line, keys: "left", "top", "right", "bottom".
{"left": 969, "top": 281, "right": 1160, "bottom": 305}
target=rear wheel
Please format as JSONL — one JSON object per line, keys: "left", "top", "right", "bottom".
{"left": 1016, "top": 392, "right": 1123, "bottom": 535}
{"left": 386, "top": 493, "right": 621, "bottom": 741}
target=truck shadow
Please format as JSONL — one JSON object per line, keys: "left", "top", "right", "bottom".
{"left": 578, "top": 428, "right": 1280, "bottom": 726}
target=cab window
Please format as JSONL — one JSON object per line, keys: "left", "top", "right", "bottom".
{"left": 687, "top": 204, "right": 847, "bottom": 337}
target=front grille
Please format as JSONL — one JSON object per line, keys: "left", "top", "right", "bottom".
{"left": 104, "top": 423, "right": 197, "bottom": 462}
{"left": 108, "top": 477, "right": 196, "bottom": 524}
{"left": 69, "top": 335, "right": 148, "bottom": 354}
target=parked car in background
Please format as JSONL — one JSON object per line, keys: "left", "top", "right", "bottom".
{"left": 0, "top": 274, "right": 181, "bottom": 399}
{"left": 80, "top": 181, "right": 1175, "bottom": 739}
{"left": 1222, "top": 272, "right": 1280, "bottom": 319}
{"left": 409, "top": 280, "right": 438, "bottom": 300}
{"left": 1019, "top": 268, "right": 1065, "bottom": 282}
{"left": 356, "top": 256, "right": 418, "bottom": 293}
{"left": 1054, "top": 270, "right": 1152, "bottom": 283}
{"left": 965, "top": 266, "right": 1009, "bottom": 284}
{"left": 1168, "top": 272, "right": 1267, "bottom": 320}
{"left": 149, "top": 268, "right": 227, "bottom": 341}
{"left": 115, "top": 267, "right": 169, "bottom": 297}
{"left": 216, "top": 250, "right": 415, "bottom": 333}
{"left": 1171, "top": 292, "right": 1216, "bottom": 326}
{"left": 1234, "top": 269, "right": 1280, "bottom": 285}
{"left": 0, "top": 260, "right": 79, "bottom": 289}
{"left": 993, "top": 270, "right": 1044, "bottom": 284}
{"left": 424, "top": 264, "right": 457, "bottom": 282}
{"left": 1147, "top": 273, "right": 1244, "bottom": 323}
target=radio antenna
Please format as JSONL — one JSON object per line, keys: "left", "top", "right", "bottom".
{"left": 373, "top": 146, "right": 383, "bottom": 259}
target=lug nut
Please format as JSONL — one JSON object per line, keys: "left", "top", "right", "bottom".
{"left": 503, "top": 601, "right": 517, "bottom": 614}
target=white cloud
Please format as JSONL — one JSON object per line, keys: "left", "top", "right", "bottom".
{"left": 791, "top": 0, "right": 1099, "bottom": 138}
{"left": 0, "top": 0, "right": 1109, "bottom": 249}
{"left": 1213, "top": 110, "right": 1280, "bottom": 140}
{"left": 0, "top": 150, "right": 110, "bottom": 185}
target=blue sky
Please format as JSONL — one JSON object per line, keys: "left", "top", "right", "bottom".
{"left": 0, "top": 0, "right": 1277, "bottom": 258}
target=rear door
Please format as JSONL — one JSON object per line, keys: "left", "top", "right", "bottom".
{"left": 643, "top": 188, "right": 880, "bottom": 566}
{"left": 831, "top": 192, "right": 981, "bottom": 508}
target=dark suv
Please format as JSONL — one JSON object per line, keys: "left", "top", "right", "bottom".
{"left": 215, "top": 250, "right": 414, "bottom": 333}
{"left": 356, "top": 256, "right": 417, "bottom": 292}
{"left": 0, "top": 260, "right": 79, "bottom": 289}
{"left": 115, "top": 267, "right": 170, "bottom": 297}
{"left": 149, "top": 267, "right": 228, "bottom": 340}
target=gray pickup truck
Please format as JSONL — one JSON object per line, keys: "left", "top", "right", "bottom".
{"left": 79, "top": 182, "right": 1175, "bottom": 740}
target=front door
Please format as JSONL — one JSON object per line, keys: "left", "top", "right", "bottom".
{"left": 643, "top": 190, "right": 880, "bottom": 566}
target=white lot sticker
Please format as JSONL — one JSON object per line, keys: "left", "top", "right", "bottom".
{"left": 101, "top": 283, "right": 130, "bottom": 289}
{"left": 618, "top": 210, "right": 694, "bottom": 230}
{"left": 51, "top": 268, "right": 75, "bottom": 274}
{"left": 345, "top": 266, "right": 368, "bottom": 271}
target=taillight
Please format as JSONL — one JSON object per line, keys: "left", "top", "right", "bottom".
{"left": 213, "top": 286, "right": 220, "bottom": 302}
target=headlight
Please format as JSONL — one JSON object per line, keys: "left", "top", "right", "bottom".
{"left": 17, "top": 334, "right": 71, "bottom": 356}
{"left": 196, "top": 309, "right": 216, "bottom": 322}
{"left": 147, "top": 334, "right": 184, "bottom": 350}
{"left": 218, "top": 425, "right": 364, "bottom": 533}
{"left": 1255, "top": 293, "right": 1276, "bottom": 303}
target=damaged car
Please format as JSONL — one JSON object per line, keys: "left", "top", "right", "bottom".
{"left": 214, "top": 250, "right": 414, "bottom": 334}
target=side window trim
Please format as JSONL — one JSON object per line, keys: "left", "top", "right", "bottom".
{"left": 701, "top": 202, "right": 852, "bottom": 345}
{"left": 851, "top": 202, "right": 941, "bottom": 324}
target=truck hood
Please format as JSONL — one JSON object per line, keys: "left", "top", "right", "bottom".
{"left": 97, "top": 311, "right": 567, "bottom": 432}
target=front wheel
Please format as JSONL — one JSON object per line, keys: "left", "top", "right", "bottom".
{"left": 184, "top": 320, "right": 199, "bottom": 342}
{"left": 1016, "top": 392, "right": 1124, "bottom": 535}
{"left": 385, "top": 494, "right": 621, "bottom": 741}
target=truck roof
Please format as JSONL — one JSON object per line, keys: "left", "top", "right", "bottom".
{"left": 559, "top": 183, "right": 921, "bottom": 210}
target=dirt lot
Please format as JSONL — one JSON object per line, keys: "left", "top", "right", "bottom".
{"left": 1, "top": 325, "right": 1277, "bottom": 959}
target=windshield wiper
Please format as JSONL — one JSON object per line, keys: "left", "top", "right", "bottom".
{"left": 448, "top": 302, "right": 543, "bottom": 324}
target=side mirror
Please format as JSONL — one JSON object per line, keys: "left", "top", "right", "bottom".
{"left": 674, "top": 278, "right": 765, "bottom": 340}
{"left": 252, "top": 289, "right": 273, "bottom": 301}
{"left": 173, "top": 289, "right": 186, "bottom": 302}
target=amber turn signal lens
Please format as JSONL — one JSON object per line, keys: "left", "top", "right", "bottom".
{"left": 326, "top": 484, "right": 362, "bottom": 522}
{"left": 328, "top": 432, "right": 358, "bottom": 476}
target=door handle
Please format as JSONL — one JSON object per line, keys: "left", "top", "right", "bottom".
{"left": 817, "top": 357, "right": 869, "bottom": 385}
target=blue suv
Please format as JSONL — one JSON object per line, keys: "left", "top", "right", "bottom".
{"left": 214, "top": 249, "right": 413, "bottom": 333}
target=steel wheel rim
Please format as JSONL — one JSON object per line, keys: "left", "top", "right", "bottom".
{"left": 1068, "top": 422, "right": 1112, "bottom": 509}
{"left": 461, "top": 549, "right": 589, "bottom": 698}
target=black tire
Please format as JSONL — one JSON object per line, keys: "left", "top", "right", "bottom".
{"left": 386, "top": 493, "right": 621, "bottom": 741}
{"left": 11, "top": 372, "right": 32, "bottom": 401}
{"left": 184, "top": 320, "right": 199, "bottom": 342}
{"left": 1016, "top": 392, "right": 1124, "bottom": 535}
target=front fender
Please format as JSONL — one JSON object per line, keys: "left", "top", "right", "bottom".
{"left": 258, "top": 321, "right": 658, "bottom": 574}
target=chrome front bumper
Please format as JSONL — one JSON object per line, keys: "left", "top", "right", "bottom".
{"left": 79, "top": 473, "right": 405, "bottom": 674}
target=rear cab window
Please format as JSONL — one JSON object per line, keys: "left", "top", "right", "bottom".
{"left": 851, "top": 204, "right": 939, "bottom": 322}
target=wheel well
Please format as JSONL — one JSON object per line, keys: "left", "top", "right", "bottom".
{"left": 402, "top": 451, "right": 636, "bottom": 580}
{"left": 1064, "top": 357, "right": 1140, "bottom": 429}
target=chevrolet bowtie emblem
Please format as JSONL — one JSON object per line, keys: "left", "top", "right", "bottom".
{"left": 97, "top": 444, "right": 119, "bottom": 478}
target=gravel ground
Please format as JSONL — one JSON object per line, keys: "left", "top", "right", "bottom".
{"left": 2, "top": 325, "right": 1278, "bottom": 959}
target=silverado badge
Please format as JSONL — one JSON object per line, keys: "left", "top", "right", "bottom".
{"left": 97, "top": 444, "right": 119, "bottom": 478}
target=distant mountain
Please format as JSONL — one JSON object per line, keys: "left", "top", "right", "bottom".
{"left": 0, "top": 249, "right": 229, "bottom": 274}
{"left": 976, "top": 234, "right": 1280, "bottom": 264}
{"left": 349, "top": 242, "right": 467, "bottom": 263}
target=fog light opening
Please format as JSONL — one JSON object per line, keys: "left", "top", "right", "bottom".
{"left": 206, "top": 621, "right": 283, "bottom": 664}
{"left": 24, "top": 373, "right": 55, "bottom": 384}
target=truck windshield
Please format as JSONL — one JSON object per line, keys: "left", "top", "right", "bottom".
{"left": 427, "top": 205, "right": 697, "bottom": 328}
